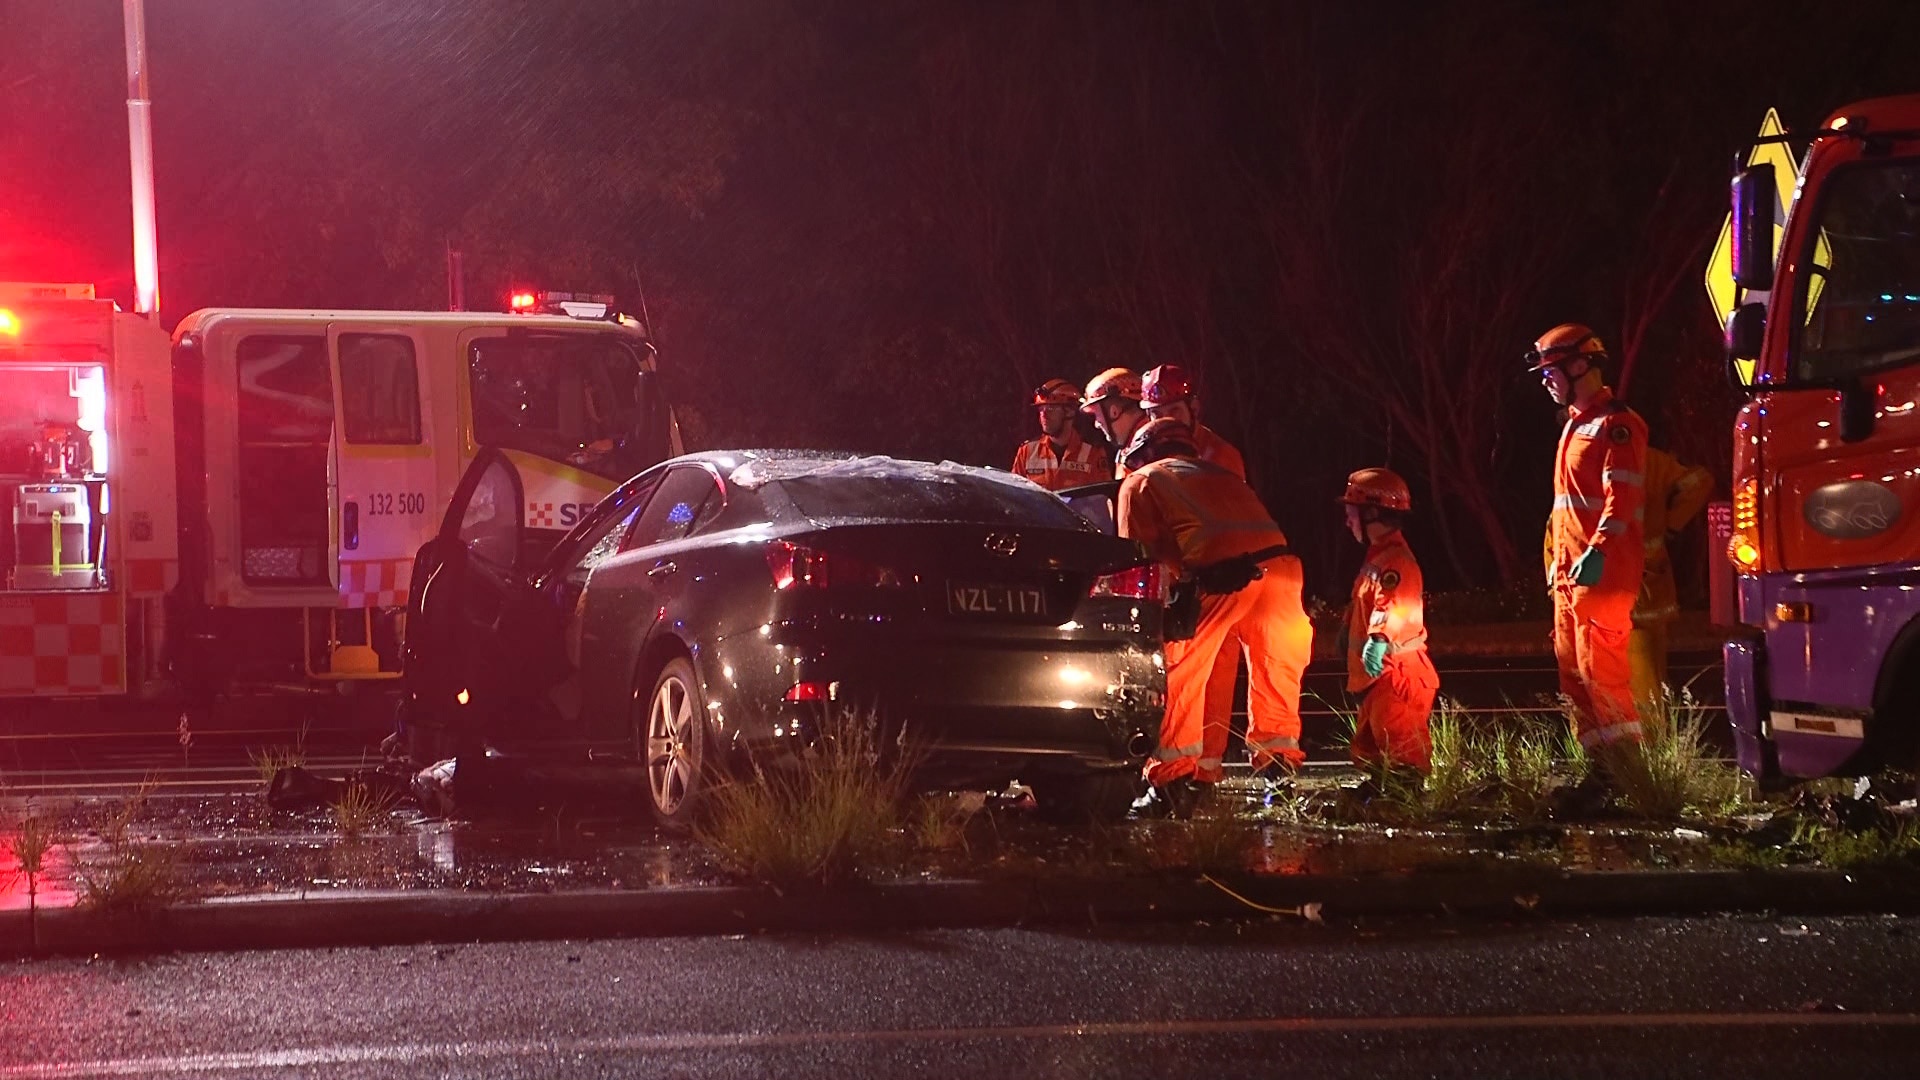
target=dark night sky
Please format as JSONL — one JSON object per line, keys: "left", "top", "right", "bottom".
{"left": 4, "top": 0, "right": 1918, "bottom": 594}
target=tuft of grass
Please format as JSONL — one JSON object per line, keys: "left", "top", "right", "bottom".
{"left": 1133, "top": 809, "right": 1255, "bottom": 874}
{"left": 10, "top": 813, "right": 55, "bottom": 886}
{"left": 6, "top": 808, "right": 58, "bottom": 950}
{"left": 696, "top": 709, "right": 914, "bottom": 889}
{"left": 909, "top": 793, "right": 982, "bottom": 854}
{"left": 1793, "top": 817, "right": 1920, "bottom": 870}
{"left": 1490, "top": 716, "right": 1581, "bottom": 824}
{"left": 333, "top": 779, "right": 399, "bottom": 839}
{"left": 76, "top": 781, "right": 184, "bottom": 914}
{"left": 77, "top": 846, "right": 182, "bottom": 914}
{"left": 1608, "top": 686, "right": 1749, "bottom": 821}
{"left": 1418, "top": 699, "right": 1494, "bottom": 817}
{"left": 1178, "top": 804, "right": 1255, "bottom": 873}
{"left": 249, "top": 745, "right": 308, "bottom": 789}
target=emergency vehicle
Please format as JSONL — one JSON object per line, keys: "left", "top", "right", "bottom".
{"left": 0, "top": 284, "right": 679, "bottom": 701}
{"left": 1721, "top": 94, "right": 1920, "bottom": 779}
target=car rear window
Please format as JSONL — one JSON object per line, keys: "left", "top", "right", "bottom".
{"left": 777, "top": 475, "right": 1089, "bottom": 529}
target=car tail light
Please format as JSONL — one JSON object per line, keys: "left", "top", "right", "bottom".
{"left": 765, "top": 540, "right": 904, "bottom": 590}
{"left": 767, "top": 540, "right": 827, "bottom": 589}
{"left": 1728, "top": 477, "right": 1761, "bottom": 573}
{"left": 1089, "top": 562, "right": 1165, "bottom": 601}
{"left": 783, "top": 681, "right": 829, "bottom": 702}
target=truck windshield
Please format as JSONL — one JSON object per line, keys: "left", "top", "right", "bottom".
{"left": 1795, "top": 159, "right": 1920, "bottom": 382}
{"left": 468, "top": 333, "right": 658, "bottom": 480}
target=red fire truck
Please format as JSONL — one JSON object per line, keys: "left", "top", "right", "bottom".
{"left": 1721, "top": 94, "right": 1920, "bottom": 779}
{"left": 0, "top": 284, "right": 679, "bottom": 703}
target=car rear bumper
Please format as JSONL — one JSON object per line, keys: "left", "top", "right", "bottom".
{"left": 709, "top": 628, "right": 1166, "bottom": 783}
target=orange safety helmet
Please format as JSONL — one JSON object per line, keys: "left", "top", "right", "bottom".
{"left": 1141, "top": 364, "right": 1196, "bottom": 406}
{"left": 1120, "top": 416, "right": 1199, "bottom": 471}
{"left": 1081, "top": 367, "right": 1144, "bottom": 414}
{"left": 1033, "top": 377, "right": 1081, "bottom": 407}
{"left": 1525, "top": 323, "right": 1608, "bottom": 372}
{"left": 1339, "top": 467, "right": 1412, "bottom": 512}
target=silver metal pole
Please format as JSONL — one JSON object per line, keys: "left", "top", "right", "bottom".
{"left": 124, "top": 0, "right": 159, "bottom": 316}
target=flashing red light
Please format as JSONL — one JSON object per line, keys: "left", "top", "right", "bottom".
{"left": 508, "top": 291, "right": 538, "bottom": 311}
{"left": 1088, "top": 563, "right": 1165, "bottom": 601}
{"left": 782, "top": 681, "right": 829, "bottom": 703}
{"left": 0, "top": 309, "right": 19, "bottom": 336}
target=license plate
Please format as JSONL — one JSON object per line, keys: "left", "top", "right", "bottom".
{"left": 947, "top": 581, "right": 1047, "bottom": 618}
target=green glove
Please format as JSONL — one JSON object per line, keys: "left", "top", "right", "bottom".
{"left": 1361, "top": 636, "right": 1389, "bottom": 679}
{"left": 1571, "top": 546, "right": 1605, "bottom": 586}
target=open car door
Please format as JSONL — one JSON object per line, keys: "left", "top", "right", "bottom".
{"left": 400, "top": 448, "right": 563, "bottom": 771}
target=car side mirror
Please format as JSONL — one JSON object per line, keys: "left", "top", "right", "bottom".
{"left": 1840, "top": 376, "right": 1878, "bottom": 443}
{"left": 1733, "top": 163, "right": 1776, "bottom": 291}
{"left": 1725, "top": 302, "right": 1766, "bottom": 390}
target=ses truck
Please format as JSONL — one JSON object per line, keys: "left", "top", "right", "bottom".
{"left": 1722, "top": 94, "right": 1920, "bottom": 779}
{"left": 0, "top": 285, "right": 679, "bottom": 703}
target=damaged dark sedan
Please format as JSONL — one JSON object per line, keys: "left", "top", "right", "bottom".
{"left": 400, "top": 449, "right": 1167, "bottom": 824}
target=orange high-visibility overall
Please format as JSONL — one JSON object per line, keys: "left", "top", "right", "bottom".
{"left": 1545, "top": 388, "right": 1648, "bottom": 749}
{"left": 1190, "top": 425, "right": 1249, "bottom": 782}
{"left": 1012, "top": 428, "right": 1110, "bottom": 492}
{"left": 1346, "top": 529, "right": 1439, "bottom": 772}
{"left": 1119, "top": 456, "right": 1311, "bottom": 783}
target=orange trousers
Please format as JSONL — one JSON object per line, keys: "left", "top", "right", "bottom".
{"left": 1552, "top": 584, "right": 1643, "bottom": 748}
{"left": 1149, "top": 558, "right": 1312, "bottom": 785}
{"left": 1197, "top": 628, "right": 1242, "bottom": 783}
{"left": 1350, "top": 649, "right": 1440, "bottom": 773}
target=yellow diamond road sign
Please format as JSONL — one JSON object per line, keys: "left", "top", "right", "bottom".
{"left": 1705, "top": 109, "right": 1802, "bottom": 385}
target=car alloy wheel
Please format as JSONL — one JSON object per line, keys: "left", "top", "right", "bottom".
{"left": 643, "top": 658, "right": 705, "bottom": 825}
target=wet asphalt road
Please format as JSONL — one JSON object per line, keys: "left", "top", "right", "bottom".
{"left": 0, "top": 655, "right": 1723, "bottom": 796}
{"left": 3, "top": 915, "right": 1916, "bottom": 1079}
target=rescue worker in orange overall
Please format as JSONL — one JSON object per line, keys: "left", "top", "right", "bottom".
{"left": 1081, "top": 368, "right": 1148, "bottom": 479}
{"left": 1140, "top": 364, "right": 1245, "bottom": 479}
{"left": 1117, "top": 418, "right": 1313, "bottom": 818}
{"left": 1141, "top": 363, "right": 1247, "bottom": 786}
{"left": 1339, "top": 467, "right": 1440, "bottom": 780}
{"left": 1012, "top": 378, "right": 1112, "bottom": 491}
{"left": 1528, "top": 324, "right": 1649, "bottom": 775}
{"left": 1629, "top": 446, "right": 1713, "bottom": 711}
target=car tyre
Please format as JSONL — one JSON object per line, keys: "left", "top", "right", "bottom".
{"left": 1034, "top": 770, "right": 1142, "bottom": 825}
{"left": 640, "top": 657, "right": 708, "bottom": 830}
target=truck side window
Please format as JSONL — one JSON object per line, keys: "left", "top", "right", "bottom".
{"left": 236, "top": 335, "right": 334, "bottom": 584}
{"left": 338, "top": 333, "right": 422, "bottom": 444}
{"left": 468, "top": 334, "right": 650, "bottom": 480}
{"left": 238, "top": 336, "right": 333, "bottom": 442}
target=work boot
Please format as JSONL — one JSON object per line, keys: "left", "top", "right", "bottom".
{"left": 1129, "top": 779, "right": 1202, "bottom": 821}
{"left": 1348, "top": 765, "right": 1424, "bottom": 804}
{"left": 1187, "top": 779, "right": 1218, "bottom": 815}
{"left": 1556, "top": 768, "right": 1615, "bottom": 818}
{"left": 1253, "top": 761, "right": 1298, "bottom": 806}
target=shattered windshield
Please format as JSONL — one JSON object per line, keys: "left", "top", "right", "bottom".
{"left": 739, "top": 455, "right": 1088, "bottom": 528}
{"left": 1794, "top": 158, "right": 1920, "bottom": 382}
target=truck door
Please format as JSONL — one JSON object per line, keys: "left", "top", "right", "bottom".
{"left": 327, "top": 325, "right": 438, "bottom": 609}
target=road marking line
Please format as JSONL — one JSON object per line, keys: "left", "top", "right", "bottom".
{"left": 4, "top": 1012, "right": 1916, "bottom": 1076}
